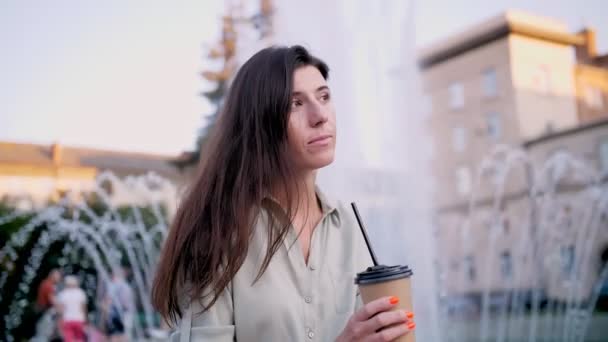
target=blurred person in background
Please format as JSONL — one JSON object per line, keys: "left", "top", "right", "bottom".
{"left": 104, "top": 268, "right": 135, "bottom": 342}
{"left": 56, "top": 275, "right": 88, "bottom": 342}
{"left": 36, "top": 269, "right": 61, "bottom": 312}
{"left": 33, "top": 269, "right": 63, "bottom": 341}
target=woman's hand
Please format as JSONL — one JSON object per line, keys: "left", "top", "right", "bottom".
{"left": 336, "top": 296, "right": 415, "bottom": 342}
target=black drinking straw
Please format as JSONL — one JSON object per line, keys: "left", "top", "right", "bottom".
{"left": 351, "top": 202, "right": 379, "bottom": 266}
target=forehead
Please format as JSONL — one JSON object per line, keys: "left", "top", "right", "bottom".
{"left": 292, "top": 65, "right": 327, "bottom": 92}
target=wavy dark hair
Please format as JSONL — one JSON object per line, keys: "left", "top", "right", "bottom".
{"left": 151, "top": 45, "right": 329, "bottom": 323}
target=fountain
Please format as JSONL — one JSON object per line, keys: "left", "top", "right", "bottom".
{"left": 437, "top": 147, "right": 608, "bottom": 341}
{"left": 0, "top": 171, "right": 177, "bottom": 341}
{"left": 1, "top": 157, "right": 605, "bottom": 341}
{"left": 1, "top": 1, "right": 607, "bottom": 341}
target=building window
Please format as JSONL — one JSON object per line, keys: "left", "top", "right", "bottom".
{"left": 456, "top": 166, "right": 472, "bottom": 195}
{"left": 584, "top": 86, "right": 604, "bottom": 109}
{"left": 599, "top": 139, "right": 608, "bottom": 173}
{"left": 482, "top": 68, "right": 498, "bottom": 97}
{"left": 452, "top": 126, "right": 467, "bottom": 152}
{"left": 489, "top": 218, "right": 509, "bottom": 234}
{"left": 449, "top": 82, "right": 464, "bottom": 109}
{"left": 464, "top": 255, "right": 476, "bottom": 281}
{"left": 500, "top": 251, "right": 513, "bottom": 280}
{"left": 486, "top": 112, "right": 502, "bottom": 140}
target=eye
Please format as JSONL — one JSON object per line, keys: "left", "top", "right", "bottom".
{"left": 291, "top": 99, "right": 303, "bottom": 108}
{"left": 320, "top": 93, "right": 331, "bottom": 102}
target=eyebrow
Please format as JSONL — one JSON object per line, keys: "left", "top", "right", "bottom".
{"left": 292, "top": 85, "right": 330, "bottom": 96}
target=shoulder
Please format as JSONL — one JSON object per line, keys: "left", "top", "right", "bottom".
{"left": 42, "top": 280, "right": 53, "bottom": 291}
{"left": 331, "top": 199, "right": 374, "bottom": 263}
{"left": 334, "top": 200, "right": 353, "bottom": 219}
{"left": 332, "top": 200, "right": 359, "bottom": 233}
{"left": 315, "top": 187, "right": 355, "bottom": 227}
{"left": 322, "top": 194, "right": 365, "bottom": 245}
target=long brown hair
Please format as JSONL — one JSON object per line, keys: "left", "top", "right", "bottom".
{"left": 151, "top": 45, "right": 329, "bottom": 323}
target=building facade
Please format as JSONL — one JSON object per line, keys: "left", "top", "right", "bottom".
{"left": 420, "top": 11, "right": 608, "bottom": 308}
{"left": 0, "top": 141, "right": 184, "bottom": 209}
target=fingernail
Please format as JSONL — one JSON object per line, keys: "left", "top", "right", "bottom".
{"left": 407, "top": 322, "right": 416, "bottom": 330}
{"left": 389, "top": 296, "right": 400, "bottom": 304}
{"left": 406, "top": 312, "right": 414, "bottom": 319}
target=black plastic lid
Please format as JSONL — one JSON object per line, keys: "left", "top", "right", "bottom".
{"left": 354, "top": 264, "right": 413, "bottom": 285}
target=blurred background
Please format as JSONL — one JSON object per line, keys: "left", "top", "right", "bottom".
{"left": 1, "top": 0, "right": 608, "bottom": 341}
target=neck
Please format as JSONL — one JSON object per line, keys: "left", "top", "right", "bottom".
{"left": 273, "top": 169, "right": 319, "bottom": 216}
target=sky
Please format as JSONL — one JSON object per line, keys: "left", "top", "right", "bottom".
{"left": 1, "top": 0, "right": 607, "bottom": 156}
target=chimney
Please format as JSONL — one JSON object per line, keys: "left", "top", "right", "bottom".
{"left": 51, "top": 142, "right": 62, "bottom": 166}
{"left": 576, "top": 28, "right": 597, "bottom": 62}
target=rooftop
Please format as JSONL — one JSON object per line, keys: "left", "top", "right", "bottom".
{"left": 419, "top": 10, "right": 585, "bottom": 69}
{"left": 523, "top": 117, "right": 608, "bottom": 148}
{"left": 0, "top": 141, "right": 181, "bottom": 179}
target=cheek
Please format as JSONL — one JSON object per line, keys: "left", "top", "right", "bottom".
{"left": 286, "top": 117, "right": 306, "bottom": 151}
{"left": 286, "top": 132, "right": 299, "bottom": 155}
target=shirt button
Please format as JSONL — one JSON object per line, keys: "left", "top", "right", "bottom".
{"left": 305, "top": 296, "right": 312, "bottom": 303}
{"left": 308, "top": 331, "right": 315, "bottom": 339}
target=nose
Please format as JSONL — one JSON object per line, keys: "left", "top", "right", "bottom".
{"left": 308, "top": 100, "right": 328, "bottom": 127}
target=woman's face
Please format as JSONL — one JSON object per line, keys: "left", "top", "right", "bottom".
{"left": 286, "top": 65, "right": 336, "bottom": 172}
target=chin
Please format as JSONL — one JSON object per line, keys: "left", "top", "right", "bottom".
{"left": 308, "top": 153, "right": 335, "bottom": 170}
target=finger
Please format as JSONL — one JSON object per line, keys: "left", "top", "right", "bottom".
{"left": 370, "top": 322, "right": 413, "bottom": 342}
{"left": 360, "top": 309, "right": 408, "bottom": 336}
{"left": 353, "top": 296, "right": 399, "bottom": 321}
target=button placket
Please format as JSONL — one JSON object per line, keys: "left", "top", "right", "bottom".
{"left": 303, "top": 217, "right": 326, "bottom": 341}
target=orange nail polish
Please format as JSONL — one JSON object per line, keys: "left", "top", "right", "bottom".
{"left": 407, "top": 322, "right": 416, "bottom": 330}
{"left": 406, "top": 312, "right": 414, "bottom": 319}
{"left": 389, "top": 296, "right": 400, "bottom": 304}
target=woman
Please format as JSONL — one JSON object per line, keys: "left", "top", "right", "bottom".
{"left": 152, "top": 45, "right": 415, "bottom": 341}
{"left": 55, "top": 275, "right": 88, "bottom": 342}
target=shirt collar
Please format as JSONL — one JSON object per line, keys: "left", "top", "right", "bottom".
{"left": 314, "top": 186, "right": 341, "bottom": 228}
{"left": 261, "top": 186, "right": 341, "bottom": 228}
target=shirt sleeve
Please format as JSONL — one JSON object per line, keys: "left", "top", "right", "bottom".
{"left": 80, "top": 290, "right": 87, "bottom": 304}
{"left": 171, "top": 283, "right": 235, "bottom": 342}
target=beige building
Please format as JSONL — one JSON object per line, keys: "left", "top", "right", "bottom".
{"left": 575, "top": 29, "right": 608, "bottom": 124}
{"left": 524, "top": 119, "right": 608, "bottom": 301}
{"left": 0, "top": 141, "right": 184, "bottom": 209}
{"left": 420, "top": 11, "right": 608, "bottom": 308}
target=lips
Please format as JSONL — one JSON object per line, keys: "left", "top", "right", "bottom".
{"left": 308, "top": 134, "right": 332, "bottom": 145}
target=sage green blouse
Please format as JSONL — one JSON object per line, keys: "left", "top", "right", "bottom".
{"left": 173, "top": 189, "right": 373, "bottom": 341}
